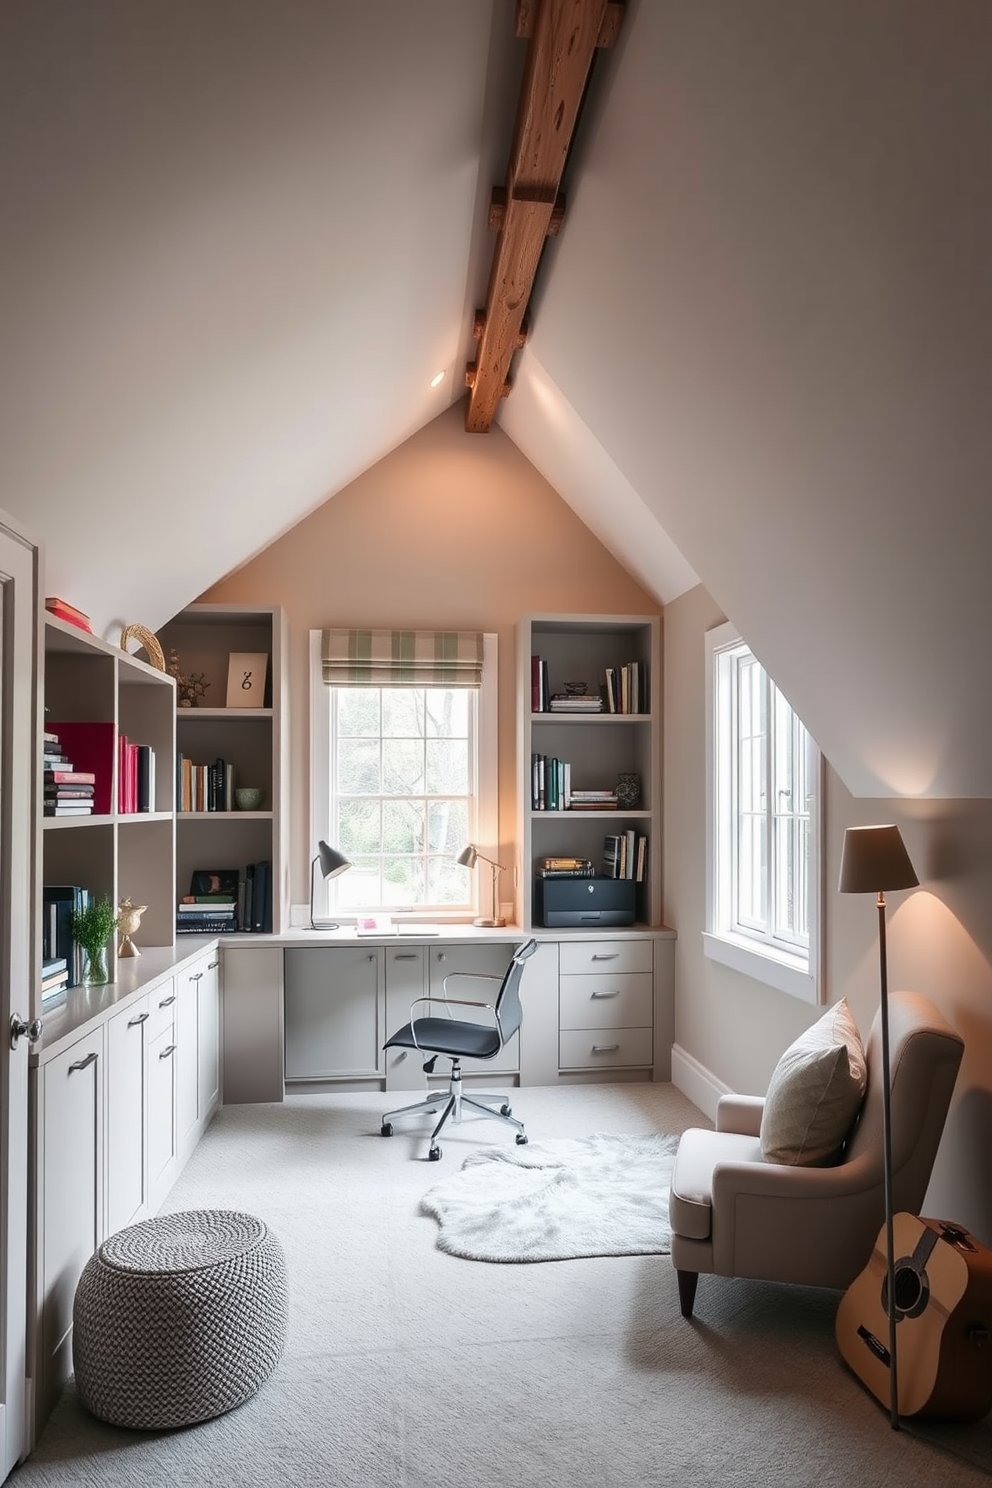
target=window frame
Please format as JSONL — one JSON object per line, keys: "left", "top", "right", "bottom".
{"left": 308, "top": 630, "right": 499, "bottom": 923}
{"left": 703, "top": 621, "right": 824, "bottom": 1004}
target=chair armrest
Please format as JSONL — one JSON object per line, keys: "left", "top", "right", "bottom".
{"left": 716, "top": 1094, "right": 765, "bottom": 1136}
{"left": 407, "top": 994, "right": 497, "bottom": 1046}
{"left": 440, "top": 970, "right": 501, "bottom": 996}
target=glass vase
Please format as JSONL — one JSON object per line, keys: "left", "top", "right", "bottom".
{"left": 82, "top": 946, "right": 109, "bottom": 987}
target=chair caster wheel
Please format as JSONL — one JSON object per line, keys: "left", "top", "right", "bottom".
{"left": 428, "top": 1145, "right": 442, "bottom": 1161}
{"left": 500, "top": 1104, "right": 512, "bottom": 1116}
{"left": 515, "top": 1133, "right": 528, "bottom": 1145}
{"left": 380, "top": 1123, "right": 393, "bottom": 1137}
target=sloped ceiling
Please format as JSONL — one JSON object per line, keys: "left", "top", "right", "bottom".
{"left": 3, "top": 1, "right": 991, "bottom": 798}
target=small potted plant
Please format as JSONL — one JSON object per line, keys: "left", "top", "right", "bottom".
{"left": 71, "top": 893, "right": 119, "bottom": 986}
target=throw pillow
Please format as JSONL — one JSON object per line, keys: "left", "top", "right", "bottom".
{"left": 759, "top": 998, "right": 867, "bottom": 1166}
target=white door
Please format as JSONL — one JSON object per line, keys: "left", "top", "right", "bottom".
{"left": 0, "top": 519, "right": 38, "bottom": 1475}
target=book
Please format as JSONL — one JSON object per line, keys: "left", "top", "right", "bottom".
{"left": 45, "top": 597, "right": 92, "bottom": 632}
{"left": 176, "top": 919, "right": 234, "bottom": 935}
{"left": 44, "top": 804, "right": 94, "bottom": 816}
{"left": 44, "top": 769, "right": 96, "bottom": 785}
{"left": 180, "top": 893, "right": 238, "bottom": 905}
{"left": 176, "top": 904, "right": 236, "bottom": 919}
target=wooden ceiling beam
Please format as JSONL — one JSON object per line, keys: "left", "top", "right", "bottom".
{"left": 465, "top": 0, "right": 624, "bottom": 433}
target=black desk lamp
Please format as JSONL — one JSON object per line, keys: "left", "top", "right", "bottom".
{"left": 310, "top": 841, "right": 351, "bottom": 929}
{"left": 838, "top": 823, "right": 919, "bottom": 1429}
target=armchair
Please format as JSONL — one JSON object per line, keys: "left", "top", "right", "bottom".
{"left": 670, "top": 990, "right": 964, "bottom": 1318}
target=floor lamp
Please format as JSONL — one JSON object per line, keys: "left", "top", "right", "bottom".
{"left": 310, "top": 841, "right": 351, "bottom": 929}
{"left": 456, "top": 844, "right": 506, "bottom": 927}
{"left": 838, "top": 823, "right": 919, "bottom": 1430}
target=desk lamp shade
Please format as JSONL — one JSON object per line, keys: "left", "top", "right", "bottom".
{"left": 457, "top": 843, "right": 506, "bottom": 928}
{"left": 310, "top": 841, "right": 351, "bottom": 929}
{"left": 838, "top": 822, "right": 918, "bottom": 1430}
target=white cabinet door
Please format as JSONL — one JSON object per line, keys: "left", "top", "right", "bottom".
{"left": 105, "top": 994, "right": 150, "bottom": 1235}
{"left": 38, "top": 1027, "right": 104, "bottom": 1420}
{"left": 383, "top": 948, "right": 427, "bottom": 1091}
{"left": 284, "top": 948, "right": 383, "bottom": 1080}
{"left": 147, "top": 984, "right": 178, "bottom": 1213}
{"left": 176, "top": 967, "right": 200, "bottom": 1163}
{"left": 197, "top": 953, "right": 221, "bottom": 1119}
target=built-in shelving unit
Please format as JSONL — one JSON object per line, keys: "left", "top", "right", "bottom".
{"left": 155, "top": 604, "right": 288, "bottom": 934}
{"left": 40, "top": 617, "right": 177, "bottom": 1009}
{"left": 516, "top": 613, "right": 662, "bottom": 932}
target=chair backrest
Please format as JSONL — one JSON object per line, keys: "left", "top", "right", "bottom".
{"left": 844, "top": 989, "right": 964, "bottom": 1211}
{"left": 494, "top": 938, "right": 538, "bottom": 1045}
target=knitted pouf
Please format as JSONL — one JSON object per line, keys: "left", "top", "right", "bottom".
{"left": 72, "top": 1209, "right": 288, "bottom": 1430}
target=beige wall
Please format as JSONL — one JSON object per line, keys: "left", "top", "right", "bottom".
{"left": 198, "top": 400, "right": 660, "bottom": 914}
{"left": 664, "top": 582, "right": 992, "bottom": 1244}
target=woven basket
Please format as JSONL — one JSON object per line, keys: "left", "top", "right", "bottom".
{"left": 73, "top": 1209, "right": 288, "bottom": 1430}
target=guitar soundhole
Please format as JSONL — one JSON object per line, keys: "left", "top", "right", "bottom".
{"left": 891, "top": 1263, "right": 927, "bottom": 1317}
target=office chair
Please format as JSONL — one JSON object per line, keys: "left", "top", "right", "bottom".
{"left": 380, "top": 937, "right": 537, "bottom": 1160}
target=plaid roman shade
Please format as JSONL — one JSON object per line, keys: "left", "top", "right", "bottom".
{"left": 320, "top": 630, "right": 484, "bottom": 688}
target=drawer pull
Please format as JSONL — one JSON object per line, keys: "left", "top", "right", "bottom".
{"left": 208, "top": 959, "right": 220, "bottom": 970}
{"left": 191, "top": 972, "right": 203, "bottom": 983}
{"left": 395, "top": 954, "right": 418, "bottom": 961}
{"left": 128, "top": 1012, "right": 150, "bottom": 1027}
{"left": 159, "top": 1043, "right": 177, "bottom": 1060}
{"left": 69, "top": 1051, "right": 98, "bottom": 1073}
{"left": 158, "top": 995, "right": 176, "bottom": 1008}
{"left": 591, "top": 1043, "right": 620, "bottom": 1054}
{"left": 591, "top": 989, "right": 621, "bottom": 999}
{"left": 591, "top": 953, "right": 619, "bottom": 961}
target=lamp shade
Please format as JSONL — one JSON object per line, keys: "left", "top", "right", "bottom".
{"left": 456, "top": 845, "right": 478, "bottom": 869}
{"left": 838, "top": 825, "right": 919, "bottom": 895}
{"left": 317, "top": 841, "right": 350, "bottom": 880}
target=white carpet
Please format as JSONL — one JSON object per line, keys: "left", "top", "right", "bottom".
{"left": 420, "top": 1132, "right": 679, "bottom": 1262}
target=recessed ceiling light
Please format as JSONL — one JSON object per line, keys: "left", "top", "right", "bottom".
{"left": 430, "top": 370, "right": 445, "bottom": 388}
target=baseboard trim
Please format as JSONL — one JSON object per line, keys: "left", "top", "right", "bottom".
{"left": 671, "top": 1044, "right": 731, "bottom": 1124}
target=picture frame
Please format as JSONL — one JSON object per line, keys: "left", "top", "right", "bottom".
{"left": 226, "top": 652, "right": 268, "bottom": 708}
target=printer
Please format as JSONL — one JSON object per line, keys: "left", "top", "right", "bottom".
{"left": 536, "top": 875, "right": 636, "bottom": 928}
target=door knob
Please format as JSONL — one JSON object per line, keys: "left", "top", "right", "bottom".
{"left": 10, "top": 1014, "right": 43, "bottom": 1051}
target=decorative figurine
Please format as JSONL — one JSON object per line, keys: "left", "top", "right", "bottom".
{"left": 117, "top": 897, "right": 148, "bottom": 958}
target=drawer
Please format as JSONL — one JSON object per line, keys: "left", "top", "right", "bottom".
{"left": 559, "top": 1026, "right": 654, "bottom": 1070}
{"left": 559, "top": 972, "right": 653, "bottom": 1030}
{"left": 148, "top": 979, "right": 177, "bottom": 1040}
{"left": 558, "top": 939, "right": 652, "bottom": 977}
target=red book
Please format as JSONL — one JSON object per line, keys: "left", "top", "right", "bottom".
{"left": 44, "top": 770, "right": 96, "bottom": 784}
{"left": 46, "top": 721, "right": 115, "bottom": 814}
{"left": 45, "top": 598, "right": 92, "bottom": 632}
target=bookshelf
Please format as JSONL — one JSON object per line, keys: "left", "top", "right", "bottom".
{"left": 41, "top": 616, "right": 177, "bottom": 1005}
{"left": 517, "top": 614, "right": 662, "bottom": 932}
{"left": 155, "top": 604, "right": 288, "bottom": 935}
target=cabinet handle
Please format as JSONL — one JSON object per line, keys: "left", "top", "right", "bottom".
{"left": 591, "top": 953, "right": 619, "bottom": 961}
{"left": 69, "top": 1051, "right": 98, "bottom": 1073}
{"left": 591, "top": 1043, "right": 620, "bottom": 1054}
{"left": 128, "top": 1012, "right": 150, "bottom": 1026}
{"left": 191, "top": 972, "right": 203, "bottom": 983}
{"left": 208, "top": 960, "right": 219, "bottom": 969}
{"left": 158, "top": 995, "right": 176, "bottom": 1008}
{"left": 394, "top": 954, "right": 418, "bottom": 961}
{"left": 591, "top": 989, "right": 621, "bottom": 999}
{"left": 159, "top": 1043, "right": 177, "bottom": 1060}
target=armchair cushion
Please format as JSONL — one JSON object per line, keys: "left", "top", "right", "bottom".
{"left": 759, "top": 998, "right": 867, "bottom": 1167}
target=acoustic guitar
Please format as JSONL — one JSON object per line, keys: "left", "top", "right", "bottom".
{"left": 836, "top": 1213, "right": 992, "bottom": 1421}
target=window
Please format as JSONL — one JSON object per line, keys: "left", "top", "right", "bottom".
{"left": 309, "top": 631, "right": 498, "bottom": 920}
{"left": 704, "top": 622, "right": 822, "bottom": 1002}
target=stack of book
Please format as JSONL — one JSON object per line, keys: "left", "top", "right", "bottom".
{"left": 43, "top": 730, "right": 96, "bottom": 817}
{"left": 568, "top": 789, "right": 618, "bottom": 811}
{"left": 176, "top": 895, "right": 239, "bottom": 934}
{"left": 548, "top": 692, "right": 602, "bottom": 712}
{"left": 537, "top": 856, "right": 594, "bottom": 878}
{"left": 603, "top": 662, "right": 649, "bottom": 714}
{"left": 41, "top": 955, "right": 69, "bottom": 1003}
{"left": 603, "top": 830, "right": 648, "bottom": 881}
{"left": 531, "top": 753, "right": 570, "bottom": 810}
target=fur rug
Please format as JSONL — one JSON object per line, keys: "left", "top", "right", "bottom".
{"left": 420, "top": 1132, "right": 679, "bottom": 1262}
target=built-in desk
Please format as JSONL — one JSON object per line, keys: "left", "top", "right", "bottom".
{"left": 219, "top": 925, "right": 675, "bottom": 1102}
